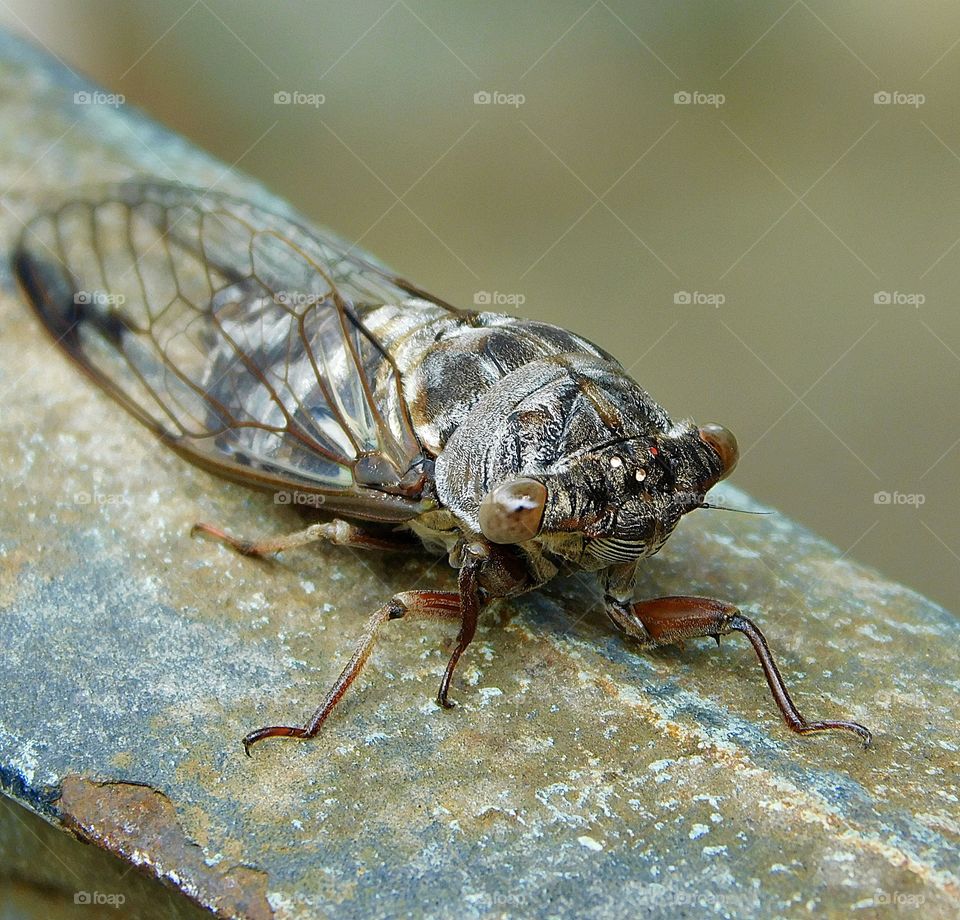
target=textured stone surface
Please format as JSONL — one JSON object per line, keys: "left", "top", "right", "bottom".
{"left": 0, "top": 29, "right": 958, "bottom": 920}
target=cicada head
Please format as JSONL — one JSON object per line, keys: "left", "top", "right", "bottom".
{"left": 529, "top": 420, "right": 738, "bottom": 567}
{"left": 434, "top": 355, "right": 737, "bottom": 567}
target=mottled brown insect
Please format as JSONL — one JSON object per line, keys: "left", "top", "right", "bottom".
{"left": 14, "top": 181, "right": 871, "bottom": 754}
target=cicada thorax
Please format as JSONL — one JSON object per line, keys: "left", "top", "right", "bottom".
{"left": 369, "top": 304, "right": 728, "bottom": 581}
{"left": 355, "top": 305, "right": 682, "bottom": 578}
{"left": 428, "top": 353, "right": 657, "bottom": 532}
{"left": 346, "top": 305, "right": 626, "bottom": 573}
{"left": 361, "top": 308, "right": 619, "bottom": 454}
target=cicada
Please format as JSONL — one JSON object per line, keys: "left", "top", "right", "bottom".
{"left": 14, "top": 181, "right": 870, "bottom": 753}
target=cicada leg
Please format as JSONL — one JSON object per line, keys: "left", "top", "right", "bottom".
{"left": 436, "top": 560, "right": 481, "bottom": 709}
{"left": 243, "top": 563, "right": 485, "bottom": 755}
{"left": 607, "top": 595, "right": 872, "bottom": 747}
{"left": 191, "top": 518, "right": 418, "bottom": 556}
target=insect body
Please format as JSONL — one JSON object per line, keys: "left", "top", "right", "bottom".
{"left": 14, "top": 181, "right": 871, "bottom": 753}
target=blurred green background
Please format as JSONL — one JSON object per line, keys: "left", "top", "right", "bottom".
{"left": 2, "top": 1, "right": 957, "bottom": 612}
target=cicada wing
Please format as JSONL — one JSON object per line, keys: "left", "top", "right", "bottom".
{"left": 13, "top": 181, "right": 443, "bottom": 522}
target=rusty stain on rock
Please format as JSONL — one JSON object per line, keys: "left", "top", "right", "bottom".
{"left": 60, "top": 775, "right": 273, "bottom": 920}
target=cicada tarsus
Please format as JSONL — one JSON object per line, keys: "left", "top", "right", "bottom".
{"left": 14, "top": 181, "right": 871, "bottom": 754}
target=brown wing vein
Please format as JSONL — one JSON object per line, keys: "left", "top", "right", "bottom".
{"left": 13, "top": 181, "right": 443, "bottom": 522}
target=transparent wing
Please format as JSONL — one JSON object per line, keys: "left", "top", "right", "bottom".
{"left": 13, "top": 181, "right": 457, "bottom": 522}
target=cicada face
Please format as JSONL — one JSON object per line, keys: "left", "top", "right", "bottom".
{"left": 540, "top": 421, "right": 738, "bottom": 567}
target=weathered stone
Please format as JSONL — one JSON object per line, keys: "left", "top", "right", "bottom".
{"left": 0, "top": 29, "right": 958, "bottom": 920}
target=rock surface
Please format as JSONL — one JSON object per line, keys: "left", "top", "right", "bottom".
{"left": 0, "top": 29, "right": 958, "bottom": 920}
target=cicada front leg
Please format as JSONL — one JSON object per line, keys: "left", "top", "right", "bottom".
{"left": 243, "top": 560, "right": 486, "bottom": 755}
{"left": 606, "top": 595, "right": 872, "bottom": 747}
{"left": 191, "top": 518, "right": 419, "bottom": 556}
{"left": 435, "top": 559, "right": 481, "bottom": 709}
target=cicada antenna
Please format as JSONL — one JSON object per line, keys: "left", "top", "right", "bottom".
{"left": 699, "top": 502, "right": 773, "bottom": 515}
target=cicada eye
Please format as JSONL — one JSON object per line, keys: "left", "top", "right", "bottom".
{"left": 479, "top": 478, "right": 547, "bottom": 544}
{"left": 699, "top": 423, "right": 739, "bottom": 481}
